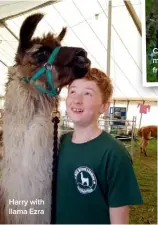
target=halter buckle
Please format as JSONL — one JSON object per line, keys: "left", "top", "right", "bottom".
{"left": 44, "top": 63, "right": 53, "bottom": 71}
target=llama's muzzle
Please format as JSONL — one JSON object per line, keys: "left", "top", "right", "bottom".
{"left": 54, "top": 47, "right": 90, "bottom": 70}
{"left": 54, "top": 47, "right": 91, "bottom": 78}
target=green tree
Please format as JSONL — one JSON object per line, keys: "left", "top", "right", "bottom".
{"left": 146, "top": 0, "right": 158, "bottom": 82}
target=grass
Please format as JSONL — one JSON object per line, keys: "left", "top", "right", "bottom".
{"left": 129, "top": 138, "right": 157, "bottom": 224}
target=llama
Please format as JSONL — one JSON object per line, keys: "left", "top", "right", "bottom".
{"left": 80, "top": 172, "right": 89, "bottom": 186}
{"left": 138, "top": 125, "right": 157, "bottom": 156}
{"left": 0, "top": 13, "right": 90, "bottom": 224}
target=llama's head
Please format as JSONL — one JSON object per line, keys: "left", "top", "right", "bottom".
{"left": 14, "top": 13, "right": 90, "bottom": 96}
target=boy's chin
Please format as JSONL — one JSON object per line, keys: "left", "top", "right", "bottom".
{"left": 71, "top": 118, "right": 82, "bottom": 124}
{"left": 68, "top": 116, "right": 83, "bottom": 125}
{"left": 71, "top": 119, "right": 90, "bottom": 127}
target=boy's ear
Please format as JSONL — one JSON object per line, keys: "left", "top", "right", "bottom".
{"left": 99, "top": 102, "right": 110, "bottom": 114}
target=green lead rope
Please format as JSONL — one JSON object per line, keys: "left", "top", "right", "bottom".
{"left": 22, "top": 46, "right": 61, "bottom": 96}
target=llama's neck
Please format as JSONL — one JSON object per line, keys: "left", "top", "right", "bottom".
{"left": 4, "top": 78, "right": 54, "bottom": 122}
{"left": 3, "top": 77, "right": 55, "bottom": 161}
{"left": 2, "top": 78, "right": 54, "bottom": 224}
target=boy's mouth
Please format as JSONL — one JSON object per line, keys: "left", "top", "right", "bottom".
{"left": 71, "top": 108, "right": 84, "bottom": 113}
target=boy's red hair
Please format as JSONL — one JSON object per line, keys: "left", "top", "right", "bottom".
{"left": 85, "top": 68, "right": 113, "bottom": 104}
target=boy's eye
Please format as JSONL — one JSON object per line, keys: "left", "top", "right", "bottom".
{"left": 85, "top": 92, "right": 92, "bottom": 96}
{"left": 69, "top": 90, "right": 75, "bottom": 94}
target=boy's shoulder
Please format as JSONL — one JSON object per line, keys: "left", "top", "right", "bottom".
{"left": 101, "top": 130, "right": 126, "bottom": 150}
{"left": 101, "top": 131, "right": 132, "bottom": 163}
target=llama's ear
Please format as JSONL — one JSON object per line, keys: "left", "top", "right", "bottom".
{"left": 16, "top": 13, "right": 44, "bottom": 61}
{"left": 57, "top": 27, "right": 67, "bottom": 42}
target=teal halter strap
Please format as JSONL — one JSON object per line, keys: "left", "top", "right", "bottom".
{"left": 22, "top": 46, "right": 61, "bottom": 96}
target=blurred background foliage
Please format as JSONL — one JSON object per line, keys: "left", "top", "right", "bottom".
{"left": 146, "top": 0, "right": 158, "bottom": 82}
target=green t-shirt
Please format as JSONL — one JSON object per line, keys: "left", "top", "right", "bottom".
{"left": 56, "top": 131, "right": 143, "bottom": 224}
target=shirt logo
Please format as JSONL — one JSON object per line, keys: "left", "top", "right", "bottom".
{"left": 74, "top": 166, "right": 97, "bottom": 194}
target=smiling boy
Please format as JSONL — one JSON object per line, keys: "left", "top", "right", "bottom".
{"left": 56, "top": 68, "right": 143, "bottom": 224}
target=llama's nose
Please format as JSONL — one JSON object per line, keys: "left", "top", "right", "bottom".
{"left": 54, "top": 47, "right": 90, "bottom": 67}
{"left": 74, "top": 48, "right": 90, "bottom": 67}
{"left": 54, "top": 46, "right": 90, "bottom": 79}
{"left": 75, "top": 49, "right": 87, "bottom": 60}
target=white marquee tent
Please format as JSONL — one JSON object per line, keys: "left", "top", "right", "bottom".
{"left": 0, "top": 0, "right": 157, "bottom": 126}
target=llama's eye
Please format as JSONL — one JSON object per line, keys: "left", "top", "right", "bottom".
{"left": 33, "top": 46, "right": 52, "bottom": 64}
{"left": 38, "top": 50, "right": 49, "bottom": 56}
{"left": 43, "top": 51, "right": 48, "bottom": 55}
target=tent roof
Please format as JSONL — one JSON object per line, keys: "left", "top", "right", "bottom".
{"left": 0, "top": 1, "right": 54, "bottom": 20}
{"left": 0, "top": 0, "right": 157, "bottom": 101}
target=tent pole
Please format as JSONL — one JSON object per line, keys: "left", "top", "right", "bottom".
{"left": 139, "top": 100, "right": 145, "bottom": 128}
{"left": 124, "top": 0, "right": 142, "bottom": 36}
{"left": 126, "top": 100, "right": 129, "bottom": 134}
{"left": 104, "top": 0, "right": 112, "bottom": 132}
{"left": 107, "top": 0, "right": 112, "bottom": 76}
{"left": 113, "top": 100, "right": 116, "bottom": 108}
{"left": 126, "top": 100, "right": 129, "bottom": 114}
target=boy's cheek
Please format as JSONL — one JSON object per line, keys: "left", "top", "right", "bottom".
{"left": 66, "top": 97, "right": 72, "bottom": 106}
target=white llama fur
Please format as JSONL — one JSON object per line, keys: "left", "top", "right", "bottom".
{"left": 1, "top": 67, "right": 59, "bottom": 224}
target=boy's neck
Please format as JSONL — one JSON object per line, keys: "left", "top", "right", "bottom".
{"left": 72, "top": 123, "right": 102, "bottom": 144}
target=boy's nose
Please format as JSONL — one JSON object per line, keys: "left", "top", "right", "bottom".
{"left": 73, "top": 95, "right": 83, "bottom": 104}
